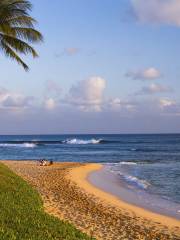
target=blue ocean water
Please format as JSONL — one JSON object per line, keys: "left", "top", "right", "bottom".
{"left": 0, "top": 134, "right": 180, "bottom": 207}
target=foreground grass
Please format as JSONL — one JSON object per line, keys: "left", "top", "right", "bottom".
{"left": 0, "top": 163, "right": 93, "bottom": 240}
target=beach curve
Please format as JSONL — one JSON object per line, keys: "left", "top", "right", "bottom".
{"left": 2, "top": 160, "right": 180, "bottom": 240}
{"left": 69, "top": 163, "right": 180, "bottom": 228}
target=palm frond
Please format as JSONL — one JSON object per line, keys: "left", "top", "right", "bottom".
{"left": 0, "top": 39, "right": 29, "bottom": 70}
{"left": 0, "top": 0, "right": 43, "bottom": 70}
{"left": 1, "top": 15, "right": 36, "bottom": 27}
{"left": 0, "top": 25, "right": 43, "bottom": 42}
{"left": 11, "top": 27, "right": 43, "bottom": 42}
{"left": 1, "top": 34, "right": 38, "bottom": 57}
{"left": 0, "top": 0, "right": 30, "bottom": 22}
{"left": 0, "top": 0, "right": 32, "bottom": 13}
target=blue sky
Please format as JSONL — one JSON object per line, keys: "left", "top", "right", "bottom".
{"left": 0, "top": 0, "right": 180, "bottom": 134}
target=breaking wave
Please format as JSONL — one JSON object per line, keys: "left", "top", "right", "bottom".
{"left": 0, "top": 139, "right": 104, "bottom": 147}
{"left": 107, "top": 162, "right": 150, "bottom": 190}
{"left": 63, "top": 138, "right": 102, "bottom": 145}
{"left": 0, "top": 138, "right": 118, "bottom": 147}
{"left": 0, "top": 143, "right": 37, "bottom": 148}
{"left": 119, "top": 161, "right": 137, "bottom": 165}
{"left": 119, "top": 173, "right": 150, "bottom": 189}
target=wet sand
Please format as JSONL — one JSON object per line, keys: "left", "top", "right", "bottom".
{"left": 2, "top": 161, "right": 180, "bottom": 240}
{"left": 88, "top": 165, "right": 180, "bottom": 220}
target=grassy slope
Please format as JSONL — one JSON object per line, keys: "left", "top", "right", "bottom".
{"left": 0, "top": 163, "right": 93, "bottom": 240}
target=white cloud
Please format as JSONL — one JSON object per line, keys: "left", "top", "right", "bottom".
{"left": 63, "top": 77, "right": 137, "bottom": 113}
{"left": 132, "top": 0, "right": 180, "bottom": 26}
{"left": 65, "top": 76, "right": 106, "bottom": 112}
{"left": 136, "top": 83, "right": 172, "bottom": 95}
{"left": 1, "top": 84, "right": 180, "bottom": 133}
{"left": 159, "top": 98, "right": 176, "bottom": 108}
{"left": 43, "top": 80, "right": 62, "bottom": 110}
{"left": 44, "top": 98, "right": 56, "bottom": 110}
{"left": 0, "top": 87, "right": 34, "bottom": 110}
{"left": 159, "top": 98, "right": 180, "bottom": 115}
{"left": 126, "top": 67, "right": 161, "bottom": 80}
{"left": 107, "top": 98, "right": 136, "bottom": 111}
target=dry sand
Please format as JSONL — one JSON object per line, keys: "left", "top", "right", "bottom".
{"left": 2, "top": 161, "right": 180, "bottom": 240}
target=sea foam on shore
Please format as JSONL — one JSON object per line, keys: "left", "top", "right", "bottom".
{"left": 88, "top": 164, "right": 180, "bottom": 220}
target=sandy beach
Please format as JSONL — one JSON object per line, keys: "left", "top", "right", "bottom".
{"left": 2, "top": 161, "right": 180, "bottom": 240}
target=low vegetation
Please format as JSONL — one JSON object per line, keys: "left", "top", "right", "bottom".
{"left": 0, "top": 163, "right": 93, "bottom": 240}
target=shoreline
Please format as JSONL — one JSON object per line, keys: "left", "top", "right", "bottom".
{"left": 69, "top": 163, "right": 180, "bottom": 228}
{"left": 2, "top": 160, "right": 180, "bottom": 240}
{"left": 88, "top": 164, "right": 180, "bottom": 220}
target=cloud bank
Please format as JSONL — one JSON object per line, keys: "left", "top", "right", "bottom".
{"left": 0, "top": 88, "right": 34, "bottom": 110}
{"left": 0, "top": 74, "right": 179, "bottom": 134}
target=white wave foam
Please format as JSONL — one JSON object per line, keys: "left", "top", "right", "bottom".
{"left": 119, "top": 162, "right": 137, "bottom": 165}
{"left": 23, "top": 143, "right": 36, "bottom": 148}
{"left": 63, "top": 138, "right": 101, "bottom": 145}
{"left": 120, "top": 173, "right": 150, "bottom": 189}
{"left": 0, "top": 143, "right": 36, "bottom": 148}
{"left": 107, "top": 162, "right": 150, "bottom": 190}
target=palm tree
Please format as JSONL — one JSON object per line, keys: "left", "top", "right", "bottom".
{"left": 0, "top": 0, "right": 43, "bottom": 70}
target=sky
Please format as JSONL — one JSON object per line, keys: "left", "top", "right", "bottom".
{"left": 1, "top": 0, "right": 180, "bottom": 134}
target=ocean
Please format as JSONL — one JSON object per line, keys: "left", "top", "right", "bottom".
{"left": 0, "top": 134, "right": 180, "bottom": 216}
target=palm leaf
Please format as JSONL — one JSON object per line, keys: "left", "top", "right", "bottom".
{"left": 11, "top": 27, "right": 43, "bottom": 42}
{"left": 1, "top": 15, "right": 36, "bottom": 27}
{"left": 0, "top": 0, "right": 43, "bottom": 70}
{"left": 0, "top": 39, "right": 29, "bottom": 70}
{"left": 1, "top": 34, "right": 38, "bottom": 57}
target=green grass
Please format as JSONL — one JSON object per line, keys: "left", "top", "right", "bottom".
{"left": 0, "top": 163, "right": 94, "bottom": 240}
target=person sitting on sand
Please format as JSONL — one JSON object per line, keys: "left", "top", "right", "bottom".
{"left": 49, "top": 160, "right": 53, "bottom": 165}
{"left": 38, "top": 159, "right": 46, "bottom": 166}
{"left": 38, "top": 159, "right": 53, "bottom": 166}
